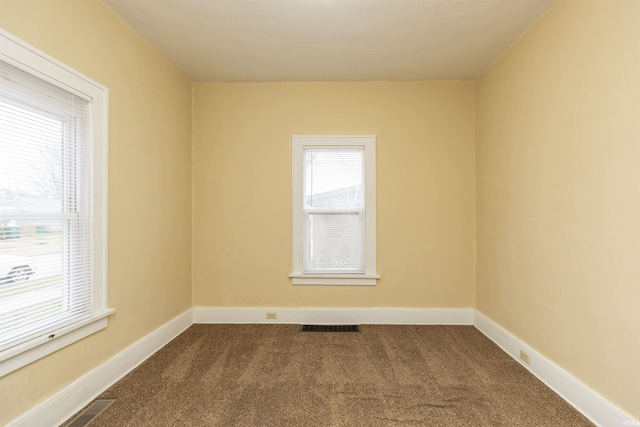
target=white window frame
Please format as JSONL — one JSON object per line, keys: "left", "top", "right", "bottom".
{"left": 0, "top": 30, "right": 113, "bottom": 377}
{"left": 291, "top": 135, "right": 378, "bottom": 286}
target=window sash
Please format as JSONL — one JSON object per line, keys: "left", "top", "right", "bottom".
{"left": 303, "top": 211, "right": 365, "bottom": 273}
{"left": 0, "top": 57, "right": 93, "bottom": 352}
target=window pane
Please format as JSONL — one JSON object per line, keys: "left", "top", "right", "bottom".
{"left": 304, "top": 148, "right": 363, "bottom": 209}
{"left": 0, "top": 219, "right": 65, "bottom": 347}
{"left": 0, "top": 99, "right": 65, "bottom": 214}
{"left": 304, "top": 213, "right": 363, "bottom": 272}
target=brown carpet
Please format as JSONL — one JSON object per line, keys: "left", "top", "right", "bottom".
{"left": 64, "top": 325, "right": 593, "bottom": 426}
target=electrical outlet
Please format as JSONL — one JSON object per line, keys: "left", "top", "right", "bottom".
{"left": 520, "top": 350, "right": 530, "bottom": 364}
{"left": 266, "top": 312, "right": 277, "bottom": 320}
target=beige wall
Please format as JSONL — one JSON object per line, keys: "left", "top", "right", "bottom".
{"left": 0, "top": 0, "right": 193, "bottom": 424}
{"left": 476, "top": 0, "right": 640, "bottom": 419}
{"left": 192, "top": 82, "right": 476, "bottom": 308}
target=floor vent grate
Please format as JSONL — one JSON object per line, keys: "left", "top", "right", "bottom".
{"left": 66, "top": 399, "right": 115, "bottom": 427}
{"left": 300, "top": 325, "right": 361, "bottom": 333}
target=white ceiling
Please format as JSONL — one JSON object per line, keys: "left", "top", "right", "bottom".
{"left": 104, "top": 0, "right": 556, "bottom": 82}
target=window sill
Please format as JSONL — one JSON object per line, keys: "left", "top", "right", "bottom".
{"left": 0, "top": 308, "right": 115, "bottom": 377}
{"left": 290, "top": 274, "right": 379, "bottom": 286}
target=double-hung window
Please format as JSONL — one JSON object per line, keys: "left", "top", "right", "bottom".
{"left": 0, "top": 30, "right": 111, "bottom": 376}
{"left": 291, "top": 135, "right": 378, "bottom": 285}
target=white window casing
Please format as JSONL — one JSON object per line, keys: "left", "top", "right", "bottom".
{"left": 0, "top": 30, "right": 112, "bottom": 377}
{"left": 291, "top": 135, "right": 378, "bottom": 285}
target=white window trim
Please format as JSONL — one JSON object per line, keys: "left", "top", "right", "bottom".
{"left": 291, "top": 135, "right": 379, "bottom": 286}
{"left": 0, "top": 30, "right": 112, "bottom": 377}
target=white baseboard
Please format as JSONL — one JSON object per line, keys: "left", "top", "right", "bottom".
{"left": 11, "top": 307, "right": 635, "bottom": 427}
{"left": 474, "top": 310, "right": 638, "bottom": 427}
{"left": 7, "top": 309, "right": 193, "bottom": 427}
{"left": 193, "top": 306, "right": 474, "bottom": 325}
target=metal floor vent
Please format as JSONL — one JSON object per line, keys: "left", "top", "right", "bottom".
{"left": 300, "top": 325, "right": 361, "bottom": 333}
{"left": 67, "top": 399, "right": 115, "bottom": 427}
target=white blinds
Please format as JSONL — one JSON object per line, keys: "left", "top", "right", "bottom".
{"left": 303, "top": 148, "right": 364, "bottom": 272}
{"left": 0, "top": 59, "right": 93, "bottom": 351}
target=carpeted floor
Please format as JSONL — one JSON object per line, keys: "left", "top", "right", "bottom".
{"left": 65, "top": 324, "right": 593, "bottom": 426}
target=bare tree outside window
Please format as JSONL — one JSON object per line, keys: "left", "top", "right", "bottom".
{"left": 29, "top": 142, "right": 63, "bottom": 200}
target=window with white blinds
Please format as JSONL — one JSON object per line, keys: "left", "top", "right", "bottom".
{"left": 0, "top": 30, "right": 110, "bottom": 376}
{"left": 291, "top": 135, "right": 378, "bottom": 285}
